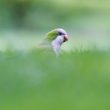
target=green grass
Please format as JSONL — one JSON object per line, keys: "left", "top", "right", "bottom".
{"left": 0, "top": 50, "right": 110, "bottom": 110}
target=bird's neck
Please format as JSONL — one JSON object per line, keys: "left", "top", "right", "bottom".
{"left": 39, "top": 36, "right": 63, "bottom": 55}
{"left": 51, "top": 36, "right": 63, "bottom": 55}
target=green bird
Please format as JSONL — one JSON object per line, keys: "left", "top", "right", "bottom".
{"left": 37, "top": 28, "right": 68, "bottom": 55}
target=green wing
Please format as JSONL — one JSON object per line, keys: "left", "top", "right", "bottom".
{"left": 44, "top": 30, "right": 58, "bottom": 41}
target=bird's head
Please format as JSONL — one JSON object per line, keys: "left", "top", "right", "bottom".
{"left": 45, "top": 28, "right": 69, "bottom": 55}
{"left": 46, "top": 28, "right": 68, "bottom": 43}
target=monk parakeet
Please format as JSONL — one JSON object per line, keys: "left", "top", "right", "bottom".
{"left": 37, "top": 28, "right": 68, "bottom": 55}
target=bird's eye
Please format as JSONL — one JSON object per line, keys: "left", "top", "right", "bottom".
{"left": 59, "top": 32, "right": 64, "bottom": 35}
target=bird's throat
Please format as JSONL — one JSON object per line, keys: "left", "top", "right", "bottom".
{"left": 51, "top": 36, "right": 63, "bottom": 55}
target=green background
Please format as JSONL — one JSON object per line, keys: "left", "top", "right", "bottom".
{"left": 0, "top": 0, "right": 110, "bottom": 110}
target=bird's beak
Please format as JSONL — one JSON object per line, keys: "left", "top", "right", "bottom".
{"left": 63, "top": 35, "right": 68, "bottom": 42}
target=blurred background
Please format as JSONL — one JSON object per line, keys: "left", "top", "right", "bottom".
{"left": 0, "top": 1, "right": 110, "bottom": 110}
{"left": 0, "top": 0, "right": 110, "bottom": 51}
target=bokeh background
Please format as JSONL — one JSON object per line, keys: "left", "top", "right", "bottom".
{"left": 0, "top": 0, "right": 110, "bottom": 110}
{"left": 0, "top": 0, "right": 110, "bottom": 51}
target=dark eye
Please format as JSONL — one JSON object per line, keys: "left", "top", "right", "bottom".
{"left": 59, "top": 32, "right": 64, "bottom": 35}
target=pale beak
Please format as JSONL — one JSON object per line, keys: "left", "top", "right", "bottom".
{"left": 63, "top": 35, "right": 68, "bottom": 42}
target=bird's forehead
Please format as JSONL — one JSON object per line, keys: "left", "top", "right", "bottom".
{"left": 55, "top": 28, "right": 67, "bottom": 34}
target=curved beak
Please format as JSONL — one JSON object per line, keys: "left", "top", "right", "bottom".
{"left": 63, "top": 35, "right": 68, "bottom": 42}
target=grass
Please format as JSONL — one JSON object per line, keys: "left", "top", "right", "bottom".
{"left": 0, "top": 50, "right": 110, "bottom": 110}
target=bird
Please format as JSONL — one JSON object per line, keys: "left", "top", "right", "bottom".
{"left": 37, "top": 28, "right": 69, "bottom": 56}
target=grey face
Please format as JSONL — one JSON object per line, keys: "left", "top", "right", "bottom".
{"left": 51, "top": 28, "right": 69, "bottom": 55}
{"left": 55, "top": 28, "right": 68, "bottom": 42}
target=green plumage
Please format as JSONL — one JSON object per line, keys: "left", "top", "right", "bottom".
{"left": 44, "top": 29, "right": 58, "bottom": 41}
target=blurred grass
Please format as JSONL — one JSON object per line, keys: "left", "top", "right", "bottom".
{"left": 0, "top": 50, "right": 110, "bottom": 110}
